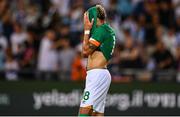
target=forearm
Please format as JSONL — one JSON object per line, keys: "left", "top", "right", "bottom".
{"left": 82, "top": 32, "right": 90, "bottom": 57}
{"left": 83, "top": 33, "right": 90, "bottom": 50}
{"left": 82, "top": 12, "right": 95, "bottom": 57}
{"left": 82, "top": 31, "right": 97, "bottom": 57}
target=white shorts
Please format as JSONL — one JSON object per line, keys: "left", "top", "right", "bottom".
{"left": 80, "top": 69, "right": 111, "bottom": 113}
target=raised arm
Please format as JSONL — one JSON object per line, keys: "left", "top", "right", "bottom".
{"left": 82, "top": 12, "right": 98, "bottom": 57}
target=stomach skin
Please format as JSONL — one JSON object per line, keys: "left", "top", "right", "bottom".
{"left": 86, "top": 51, "right": 108, "bottom": 71}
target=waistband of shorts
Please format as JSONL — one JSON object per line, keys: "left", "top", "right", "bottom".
{"left": 87, "top": 68, "right": 108, "bottom": 74}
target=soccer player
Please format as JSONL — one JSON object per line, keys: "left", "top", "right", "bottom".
{"left": 78, "top": 5, "right": 116, "bottom": 116}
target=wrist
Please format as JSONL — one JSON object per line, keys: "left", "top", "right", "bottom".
{"left": 84, "top": 30, "right": 90, "bottom": 35}
{"left": 84, "top": 26, "right": 92, "bottom": 31}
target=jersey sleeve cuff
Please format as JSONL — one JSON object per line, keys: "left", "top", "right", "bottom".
{"left": 89, "top": 38, "right": 101, "bottom": 47}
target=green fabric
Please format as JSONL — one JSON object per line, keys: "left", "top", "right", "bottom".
{"left": 87, "top": 6, "right": 97, "bottom": 35}
{"left": 79, "top": 114, "right": 89, "bottom": 116}
{"left": 91, "top": 23, "right": 116, "bottom": 61}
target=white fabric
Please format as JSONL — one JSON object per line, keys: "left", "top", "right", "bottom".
{"left": 59, "top": 48, "right": 75, "bottom": 71}
{"left": 10, "top": 32, "right": 27, "bottom": 54}
{"left": 38, "top": 37, "right": 58, "bottom": 71}
{"left": 0, "top": 35, "right": 7, "bottom": 50}
{"left": 51, "top": 0, "right": 70, "bottom": 16}
{"left": 173, "top": 0, "right": 180, "bottom": 17}
{"left": 163, "top": 34, "right": 177, "bottom": 56}
{"left": 5, "top": 60, "right": 19, "bottom": 81}
{"left": 80, "top": 69, "right": 111, "bottom": 113}
{"left": 91, "top": 0, "right": 110, "bottom": 9}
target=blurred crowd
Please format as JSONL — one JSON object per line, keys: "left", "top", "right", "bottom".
{"left": 0, "top": 0, "right": 180, "bottom": 81}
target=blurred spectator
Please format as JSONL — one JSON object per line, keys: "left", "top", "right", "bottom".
{"left": 175, "top": 16, "right": 180, "bottom": 32}
{"left": 24, "top": 4, "right": 40, "bottom": 27}
{"left": 58, "top": 24, "right": 70, "bottom": 42}
{"left": 173, "top": 0, "right": 180, "bottom": 18}
{"left": 50, "top": 0, "right": 70, "bottom": 18}
{"left": 20, "top": 31, "right": 35, "bottom": 69}
{"left": 155, "top": 26, "right": 165, "bottom": 42}
{"left": 176, "top": 32, "right": 180, "bottom": 45}
{"left": 12, "top": 0, "right": 26, "bottom": 26}
{"left": 158, "top": 0, "right": 174, "bottom": 28}
{"left": 133, "top": 0, "right": 145, "bottom": 16}
{"left": 41, "top": 4, "right": 59, "bottom": 29}
{"left": 117, "top": 0, "right": 133, "bottom": 20}
{"left": 0, "top": 46, "right": 5, "bottom": 69}
{"left": 162, "top": 27, "right": 177, "bottom": 56}
{"left": 71, "top": 43, "right": 86, "bottom": 81}
{"left": 1, "top": 10, "right": 14, "bottom": 41}
{"left": 119, "top": 29, "right": 144, "bottom": 68}
{"left": 37, "top": 30, "right": 58, "bottom": 80}
{"left": 0, "top": 28, "right": 7, "bottom": 70}
{"left": 10, "top": 23, "right": 27, "bottom": 56}
{"left": 135, "top": 14, "right": 146, "bottom": 43}
{"left": 0, "top": 33, "right": 8, "bottom": 51}
{"left": 108, "top": 44, "right": 121, "bottom": 74}
{"left": 151, "top": 41, "right": 175, "bottom": 69}
{"left": 91, "top": 0, "right": 110, "bottom": 9}
{"left": 121, "top": 16, "right": 137, "bottom": 41}
{"left": 69, "top": 0, "right": 83, "bottom": 47}
{"left": 175, "top": 46, "right": 180, "bottom": 71}
{"left": 5, "top": 53, "right": 19, "bottom": 81}
{"left": 57, "top": 38, "right": 75, "bottom": 80}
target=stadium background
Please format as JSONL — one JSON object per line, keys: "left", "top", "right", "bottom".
{"left": 0, "top": 0, "right": 180, "bottom": 115}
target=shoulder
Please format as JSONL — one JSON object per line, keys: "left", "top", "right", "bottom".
{"left": 94, "top": 26, "right": 106, "bottom": 33}
{"left": 102, "top": 24, "right": 116, "bottom": 35}
{"left": 91, "top": 26, "right": 106, "bottom": 39}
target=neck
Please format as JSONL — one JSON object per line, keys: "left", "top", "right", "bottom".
{"left": 97, "top": 20, "right": 106, "bottom": 27}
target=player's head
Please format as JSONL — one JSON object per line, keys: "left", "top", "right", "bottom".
{"left": 87, "top": 5, "right": 106, "bottom": 34}
{"left": 96, "top": 5, "right": 106, "bottom": 21}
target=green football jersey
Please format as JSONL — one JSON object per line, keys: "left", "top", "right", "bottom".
{"left": 89, "top": 23, "right": 116, "bottom": 61}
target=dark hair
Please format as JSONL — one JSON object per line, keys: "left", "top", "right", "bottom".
{"left": 96, "top": 5, "right": 106, "bottom": 20}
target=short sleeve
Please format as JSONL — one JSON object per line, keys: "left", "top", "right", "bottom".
{"left": 89, "top": 28, "right": 104, "bottom": 47}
